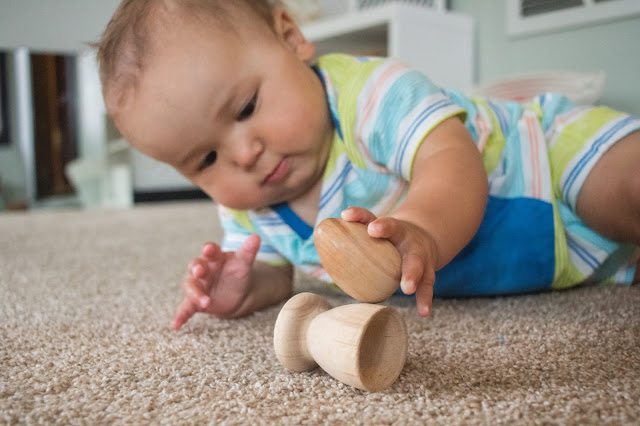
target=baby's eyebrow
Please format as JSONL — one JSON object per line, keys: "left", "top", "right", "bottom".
{"left": 213, "top": 73, "right": 259, "bottom": 120}
{"left": 216, "top": 92, "right": 235, "bottom": 117}
{"left": 212, "top": 80, "right": 242, "bottom": 119}
{"left": 174, "top": 146, "right": 199, "bottom": 172}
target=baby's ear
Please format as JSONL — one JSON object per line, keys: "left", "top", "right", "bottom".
{"left": 272, "top": 5, "right": 315, "bottom": 61}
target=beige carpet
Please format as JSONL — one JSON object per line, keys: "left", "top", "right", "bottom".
{"left": 1, "top": 201, "right": 639, "bottom": 425}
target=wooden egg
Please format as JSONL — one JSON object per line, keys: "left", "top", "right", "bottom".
{"left": 314, "top": 218, "right": 401, "bottom": 303}
{"left": 273, "top": 293, "right": 408, "bottom": 392}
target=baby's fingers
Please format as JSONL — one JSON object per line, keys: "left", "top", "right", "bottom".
{"left": 341, "top": 206, "right": 378, "bottom": 225}
{"left": 366, "top": 216, "right": 402, "bottom": 242}
{"left": 188, "top": 257, "right": 209, "bottom": 280}
{"left": 234, "top": 234, "right": 261, "bottom": 265}
{"left": 397, "top": 248, "right": 435, "bottom": 317}
{"left": 200, "top": 242, "right": 221, "bottom": 261}
{"left": 399, "top": 252, "right": 424, "bottom": 295}
{"left": 415, "top": 268, "right": 435, "bottom": 318}
{"left": 172, "top": 298, "right": 198, "bottom": 330}
{"left": 183, "top": 275, "right": 210, "bottom": 310}
{"left": 189, "top": 243, "right": 223, "bottom": 278}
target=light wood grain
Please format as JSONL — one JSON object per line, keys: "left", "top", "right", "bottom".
{"left": 274, "top": 292, "right": 408, "bottom": 392}
{"left": 273, "top": 292, "right": 332, "bottom": 371}
{"left": 314, "top": 218, "right": 401, "bottom": 303}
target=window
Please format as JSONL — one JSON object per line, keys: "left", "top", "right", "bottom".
{"left": 506, "top": 0, "right": 640, "bottom": 36}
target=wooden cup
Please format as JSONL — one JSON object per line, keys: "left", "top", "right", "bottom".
{"left": 314, "top": 218, "right": 402, "bottom": 303}
{"left": 274, "top": 292, "right": 408, "bottom": 392}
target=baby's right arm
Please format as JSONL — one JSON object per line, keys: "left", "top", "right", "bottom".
{"left": 172, "top": 234, "right": 293, "bottom": 330}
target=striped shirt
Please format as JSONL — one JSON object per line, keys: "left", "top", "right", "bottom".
{"left": 220, "top": 54, "right": 465, "bottom": 282}
{"left": 219, "top": 54, "right": 640, "bottom": 296}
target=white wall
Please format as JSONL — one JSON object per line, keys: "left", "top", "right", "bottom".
{"left": 450, "top": 0, "right": 640, "bottom": 115}
{"left": 0, "top": 0, "right": 120, "bottom": 52}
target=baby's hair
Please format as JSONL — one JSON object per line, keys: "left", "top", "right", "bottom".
{"left": 95, "top": 0, "right": 277, "bottom": 113}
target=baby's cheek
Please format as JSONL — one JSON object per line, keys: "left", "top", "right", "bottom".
{"left": 201, "top": 173, "right": 259, "bottom": 210}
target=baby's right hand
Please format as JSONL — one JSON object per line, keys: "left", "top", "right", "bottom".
{"left": 172, "top": 234, "right": 261, "bottom": 330}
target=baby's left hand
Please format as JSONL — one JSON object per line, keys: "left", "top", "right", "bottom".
{"left": 341, "top": 206, "right": 438, "bottom": 317}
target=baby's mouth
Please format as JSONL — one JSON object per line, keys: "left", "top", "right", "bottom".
{"left": 263, "top": 157, "right": 289, "bottom": 185}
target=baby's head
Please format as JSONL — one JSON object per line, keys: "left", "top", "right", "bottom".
{"left": 97, "top": 0, "right": 274, "bottom": 114}
{"left": 96, "top": 0, "right": 333, "bottom": 210}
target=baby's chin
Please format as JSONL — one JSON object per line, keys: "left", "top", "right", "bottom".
{"left": 217, "top": 180, "right": 315, "bottom": 210}
{"left": 218, "top": 196, "right": 282, "bottom": 211}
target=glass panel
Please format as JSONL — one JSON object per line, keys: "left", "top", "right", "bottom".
{"left": 0, "top": 53, "right": 9, "bottom": 145}
{"left": 521, "top": 0, "right": 583, "bottom": 17}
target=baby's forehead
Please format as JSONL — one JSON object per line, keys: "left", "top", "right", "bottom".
{"left": 104, "top": 1, "right": 273, "bottom": 113}
{"left": 148, "top": 3, "right": 269, "bottom": 52}
{"left": 151, "top": 1, "right": 267, "bottom": 31}
{"left": 148, "top": 2, "right": 229, "bottom": 35}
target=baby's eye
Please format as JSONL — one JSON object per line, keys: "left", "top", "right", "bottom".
{"left": 199, "top": 151, "right": 217, "bottom": 171}
{"left": 237, "top": 92, "right": 257, "bottom": 121}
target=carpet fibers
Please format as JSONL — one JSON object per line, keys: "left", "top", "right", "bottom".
{"left": 1, "top": 201, "right": 639, "bottom": 424}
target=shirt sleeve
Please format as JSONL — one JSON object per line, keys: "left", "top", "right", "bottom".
{"left": 218, "top": 204, "right": 290, "bottom": 266}
{"left": 337, "top": 57, "right": 467, "bottom": 181}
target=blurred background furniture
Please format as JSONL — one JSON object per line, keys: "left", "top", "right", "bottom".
{"left": 471, "top": 70, "right": 607, "bottom": 105}
{"left": 2, "top": 0, "right": 639, "bottom": 210}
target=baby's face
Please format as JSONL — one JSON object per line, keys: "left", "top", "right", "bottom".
{"left": 115, "top": 7, "right": 333, "bottom": 210}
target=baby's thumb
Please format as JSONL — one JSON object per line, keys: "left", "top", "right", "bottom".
{"left": 235, "top": 234, "right": 261, "bottom": 265}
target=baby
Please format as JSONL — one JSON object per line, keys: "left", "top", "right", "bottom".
{"left": 95, "top": 0, "right": 640, "bottom": 330}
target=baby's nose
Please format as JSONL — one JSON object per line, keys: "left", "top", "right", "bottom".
{"left": 234, "top": 138, "right": 263, "bottom": 169}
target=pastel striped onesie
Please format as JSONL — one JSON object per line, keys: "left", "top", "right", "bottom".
{"left": 219, "top": 54, "right": 640, "bottom": 297}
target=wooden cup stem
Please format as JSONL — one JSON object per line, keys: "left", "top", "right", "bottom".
{"left": 274, "top": 293, "right": 408, "bottom": 392}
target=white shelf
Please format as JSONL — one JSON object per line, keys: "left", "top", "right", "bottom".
{"left": 302, "top": 4, "right": 475, "bottom": 90}
{"left": 303, "top": 6, "right": 395, "bottom": 53}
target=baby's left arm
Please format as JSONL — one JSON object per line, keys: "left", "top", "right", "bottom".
{"left": 342, "top": 116, "right": 488, "bottom": 316}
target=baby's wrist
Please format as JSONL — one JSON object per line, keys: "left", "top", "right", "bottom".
{"left": 244, "top": 265, "right": 293, "bottom": 315}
